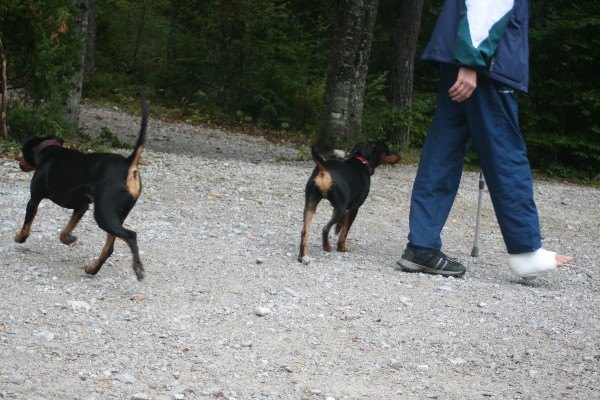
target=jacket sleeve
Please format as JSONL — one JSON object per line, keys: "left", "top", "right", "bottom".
{"left": 454, "top": 0, "right": 515, "bottom": 69}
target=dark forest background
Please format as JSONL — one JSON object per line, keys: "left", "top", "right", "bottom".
{"left": 0, "top": 0, "right": 598, "bottom": 181}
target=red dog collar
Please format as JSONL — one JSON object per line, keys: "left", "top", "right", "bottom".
{"left": 34, "top": 139, "right": 62, "bottom": 165}
{"left": 355, "top": 155, "right": 373, "bottom": 175}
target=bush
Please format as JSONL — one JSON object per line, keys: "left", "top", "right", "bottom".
{"left": 521, "top": 2, "right": 600, "bottom": 179}
{"left": 7, "top": 103, "right": 76, "bottom": 140}
{"left": 0, "top": 0, "right": 82, "bottom": 141}
{"left": 362, "top": 72, "right": 435, "bottom": 150}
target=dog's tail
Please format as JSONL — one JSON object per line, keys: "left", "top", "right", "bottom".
{"left": 311, "top": 146, "right": 333, "bottom": 194}
{"left": 128, "top": 93, "right": 148, "bottom": 168}
{"left": 311, "top": 146, "right": 326, "bottom": 171}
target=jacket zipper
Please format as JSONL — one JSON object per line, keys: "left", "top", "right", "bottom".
{"left": 489, "top": 56, "right": 496, "bottom": 72}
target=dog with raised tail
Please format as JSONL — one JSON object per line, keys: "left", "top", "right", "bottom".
{"left": 298, "top": 142, "right": 400, "bottom": 262}
{"left": 15, "top": 95, "right": 149, "bottom": 281}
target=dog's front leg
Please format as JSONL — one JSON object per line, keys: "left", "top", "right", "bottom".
{"left": 15, "top": 198, "right": 41, "bottom": 243}
{"left": 81, "top": 234, "right": 115, "bottom": 275}
{"left": 60, "top": 206, "right": 89, "bottom": 245}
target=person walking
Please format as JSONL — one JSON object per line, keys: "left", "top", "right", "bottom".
{"left": 396, "top": 0, "right": 572, "bottom": 279}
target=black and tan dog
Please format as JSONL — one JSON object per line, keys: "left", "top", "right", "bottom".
{"left": 298, "top": 142, "right": 400, "bottom": 262}
{"left": 15, "top": 96, "right": 149, "bottom": 281}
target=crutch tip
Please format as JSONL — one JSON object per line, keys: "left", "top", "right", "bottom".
{"left": 471, "top": 247, "right": 479, "bottom": 257}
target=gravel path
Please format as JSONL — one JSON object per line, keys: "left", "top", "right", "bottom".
{"left": 1, "top": 105, "right": 598, "bottom": 400}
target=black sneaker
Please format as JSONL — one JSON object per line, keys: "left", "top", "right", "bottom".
{"left": 396, "top": 243, "right": 466, "bottom": 277}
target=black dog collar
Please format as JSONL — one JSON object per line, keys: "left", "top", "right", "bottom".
{"left": 34, "top": 139, "right": 62, "bottom": 165}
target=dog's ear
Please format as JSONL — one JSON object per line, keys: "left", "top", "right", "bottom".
{"left": 21, "top": 133, "right": 35, "bottom": 145}
{"left": 374, "top": 141, "right": 401, "bottom": 165}
{"left": 350, "top": 142, "right": 372, "bottom": 157}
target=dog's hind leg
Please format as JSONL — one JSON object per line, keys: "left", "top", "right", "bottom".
{"left": 81, "top": 233, "right": 116, "bottom": 276}
{"left": 322, "top": 206, "right": 346, "bottom": 253}
{"left": 337, "top": 208, "right": 358, "bottom": 252}
{"left": 60, "top": 206, "right": 89, "bottom": 245}
{"left": 94, "top": 204, "right": 145, "bottom": 281}
{"left": 298, "top": 193, "right": 321, "bottom": 262}
{"left": 15, "top": 197, "right": 41, "bottom": 243}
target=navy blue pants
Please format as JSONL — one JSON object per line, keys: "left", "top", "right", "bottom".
{"left": 408, "top": 64, "right": 541, "bottom": 255}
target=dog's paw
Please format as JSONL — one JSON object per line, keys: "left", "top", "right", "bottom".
{"left": 323, "top": 243, "right": 333, "bottom": 252}
{"left": 80, "top": 263, "right": 99, "bottom": 275}
{"left": 14, "top": 232, "right": 28, "bottom": 243}
{"left": 337, "top": 244, "right": 350, "bottom": 252}
{"left": 60, "top": 233, "right": 77, "bottom": 245}
{"left": 133, "top": 263, "right": 145, "bottom": 281}
{"left": 297, "top": 251, "right": 306, "bottom": 263}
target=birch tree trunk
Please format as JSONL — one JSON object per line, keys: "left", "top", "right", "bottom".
{"left": 62, "top": 0, "right": 91, "bottom": 125}
{"left": 388, "top": 0, "right": 424, "bottom": 149}
{"left": 316, "top": 0, "right": 379, "bottom": 153}
{"left": 84, "top": 0, "right": 96, "bottom": 80}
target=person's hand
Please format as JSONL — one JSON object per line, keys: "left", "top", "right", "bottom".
{"left": 449, "top": 67, "right": 477, "bottom": 102}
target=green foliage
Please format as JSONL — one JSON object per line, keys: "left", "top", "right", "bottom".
{"left": 520, "top": 1, "right": 600, "bottom": 179}
{"left": 0, "top": 138, "right": 21, "bottom": 157}
{"left": 0, "top": 1, "right": 81, "bottom": 102}
{"left": 99, "top": 127, "right": 133, "bottom": 149}
{"left": 7, "top": 103, "right": 76, "bottom": 139}
{"left": 91, "top": 0, "right": 333, "bottom": 130}
{"left": 4, "top": 0, "right": 595, "bottom": 183}
{"left": 362, "top": 72, "right": 435, "bottom": 150}
{"left": 0, "top": 0, "right": 82, "bottom": 140}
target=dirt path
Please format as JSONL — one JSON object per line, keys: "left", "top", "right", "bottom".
{"left": 1, "top": 105, "right": 598, "bottom": 399}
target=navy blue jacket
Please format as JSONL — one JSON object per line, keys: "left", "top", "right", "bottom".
{"left": 422, "top": 0, "right": 530, "bottom": 92}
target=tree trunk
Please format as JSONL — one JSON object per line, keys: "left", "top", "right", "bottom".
{"left": 131, "top": 1, "right": 148, "bottom": 74}
{"left": 63, "top": 0, "right": 91, "bottom": 125}
{"left": 0, "top": 38, "right": 8, "bottom": 140}
{"left": 84, "top": 0, "right": 96, "bottom": 79}
{"left": 316, "top": 0, "right": 379, "bottom": 153}
{"left": 388, "top": 0, "right": 424, "bottom": 150}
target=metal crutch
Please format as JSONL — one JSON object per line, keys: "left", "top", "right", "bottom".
{"left": 471, "top": 171, "right": 485, "bottom": 257}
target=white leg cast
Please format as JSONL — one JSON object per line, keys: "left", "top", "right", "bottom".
{"left": 508, "top": 249, "right": 558, "bottom": 279}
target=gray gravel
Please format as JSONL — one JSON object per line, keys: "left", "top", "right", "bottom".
{"left": 0, "top": 104, "right": 598, "bottom": 399}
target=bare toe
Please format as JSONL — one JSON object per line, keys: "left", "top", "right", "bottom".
{"left": 556, "top": 254, "right": 573, "bottom": 267}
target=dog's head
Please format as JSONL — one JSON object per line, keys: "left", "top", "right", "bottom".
{"left": 17, "top": 135, "right": 64, "bottom": 172}
{"left": 349, "top": 141, "right": 400, "bottom": 174}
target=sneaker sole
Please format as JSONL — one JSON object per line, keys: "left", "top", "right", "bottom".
{"left": 396, "top": 258, "right": 466, "bottom": 277}
{"left": 395, "top": 259, "right": 424, "bottom": 273}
